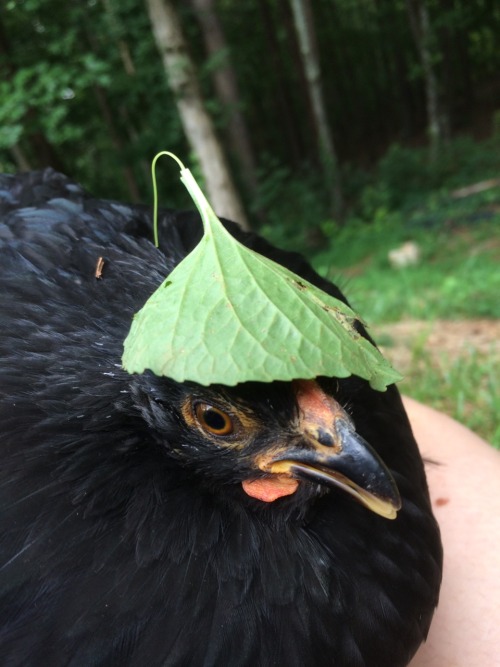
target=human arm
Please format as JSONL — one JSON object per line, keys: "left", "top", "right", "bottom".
{"left": 405, "top": 396, "right": 500, "bottom": 667}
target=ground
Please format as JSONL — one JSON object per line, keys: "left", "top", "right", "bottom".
{"left": 375, "top": 318, "right": 500, "bottom": 371}
{"left": 374, "top": 318, "right": 500, "bottom": 446}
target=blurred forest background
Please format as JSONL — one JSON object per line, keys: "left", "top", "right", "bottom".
{"left": 1, "top": 0, "right": 499, "bottom": 445}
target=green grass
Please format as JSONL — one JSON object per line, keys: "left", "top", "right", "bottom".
{"left": 313, "top": 218, "right": 500, "bottom": 324}
{"left": 379, "top": 333, "right": 500, "bottom": 448}
{"left": 401, "top": 349, "right": 500, "bottom": 448}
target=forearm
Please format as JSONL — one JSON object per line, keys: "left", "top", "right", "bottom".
{"left": 404, "top": 396, "right": 500, "bottom": 667}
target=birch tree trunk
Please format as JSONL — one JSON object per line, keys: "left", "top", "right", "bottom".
{"left": 289, "top": 0, "right": 343, "bottom": 220}
{"left": 257, "top": 0, "right": 303, "bottom": 168}
{"left": 93, "top": 84, "right": 141, "bottom": 201}
{"left": 405, "top": 0, "right": 448, "bottom": 160}
{"left": 144, "top": 0, "right": 249, "bottom": 230}
{"left": 9, "top": 145, "right": 32, "bottom": 172}
{"left": 191, "top": 0, "right": 258, "bottom": 198}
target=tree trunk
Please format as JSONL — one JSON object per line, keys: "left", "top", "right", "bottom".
{"left": 278, "top": 0, "right": 317, "bottom": 164}
{"left": 191, "top": 0, "right": 258, "bottom": 199}
{"left": 26, "top": 115, "right": 67, "bottom": 173}
{"left": 9, "top": 144, "right": 32, "bottom": 171}
{"left": 289, "top": 0, "right": 343, "bottom": 219}
{"left": 438, "top": 0, "right": 474, "bottom": 126}
{"left": 257, "top": 0, "right": 303, "bottom": 169}
{"left": 405, "top": 0, "right": 449, "bottom": 159}
{"left": 144, "top": 0, "right": 249, "bottom": 230}
{"left": 93, "top": 85, "right": 141, "bottom": 202}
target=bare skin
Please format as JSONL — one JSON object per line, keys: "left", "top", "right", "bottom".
{"left": 404, "top": 396, "right": 500, "bottom": 667}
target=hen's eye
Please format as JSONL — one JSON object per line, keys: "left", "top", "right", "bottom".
{"left": 194, "top": 403, "right": 234, "bottom": 436}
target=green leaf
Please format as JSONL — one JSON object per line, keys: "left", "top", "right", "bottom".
{"left": 122, "top": 155, "right": 402, "bottom": 391}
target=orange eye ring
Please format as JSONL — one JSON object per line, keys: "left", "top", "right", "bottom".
{"left": 194, "top": 403, "right": 234, "bottom": 436}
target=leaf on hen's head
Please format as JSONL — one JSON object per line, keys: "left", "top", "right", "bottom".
{"left": 122, "top": 153, "right": 402, "bottom": 391}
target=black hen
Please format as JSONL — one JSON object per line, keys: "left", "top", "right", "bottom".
{"left": 0, "top": 169, "right": 442, "bottom": 667}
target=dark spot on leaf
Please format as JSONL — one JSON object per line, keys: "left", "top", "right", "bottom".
{"left": 294, "top": 280, "right": 307, "bottom": 291}
{"left": 163, "top": 281, "right": 172, "bottom": 289}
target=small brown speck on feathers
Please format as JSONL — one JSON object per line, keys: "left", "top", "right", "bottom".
{"left": 95, "top": 257, "right": 105, "bottom": 279}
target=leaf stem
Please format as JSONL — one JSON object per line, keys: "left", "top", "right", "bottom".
{"left": 151, "top": 151, "right": 186, "bottom": 248}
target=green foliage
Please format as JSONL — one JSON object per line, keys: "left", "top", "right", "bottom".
{"left": 355, "top": 135, "right": 500, "bottom": 219}
{"left": 254, "top": 158, "right": 329, "bottom": 249}
{"left": 0, "top": 0, "right": 185, "bottom": 200}
{"left": 123, "top": 158, "right": 400, "bottom": 390}
{"left": 2, "top": 0, "right": 500, "bottom": 206}
{"left": 0, "top": 59, "right": 111, "bottom": 150}
{"left": 260, "top": 134, "right": 500, "bottom": 253}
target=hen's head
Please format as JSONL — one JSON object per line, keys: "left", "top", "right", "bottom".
{"left": 127, "top": 371, "right": 402, "bottom": 522}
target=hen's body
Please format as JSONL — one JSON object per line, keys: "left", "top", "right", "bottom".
{"left": 0, "top": 169, "right": 441, "bottom": 666}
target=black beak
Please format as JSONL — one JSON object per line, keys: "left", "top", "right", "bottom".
{"left": 256, "top": 380, "right": 401, "bottom": 519}
{"left": 262, "top": 418, "right": 401, "bottom": 519}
